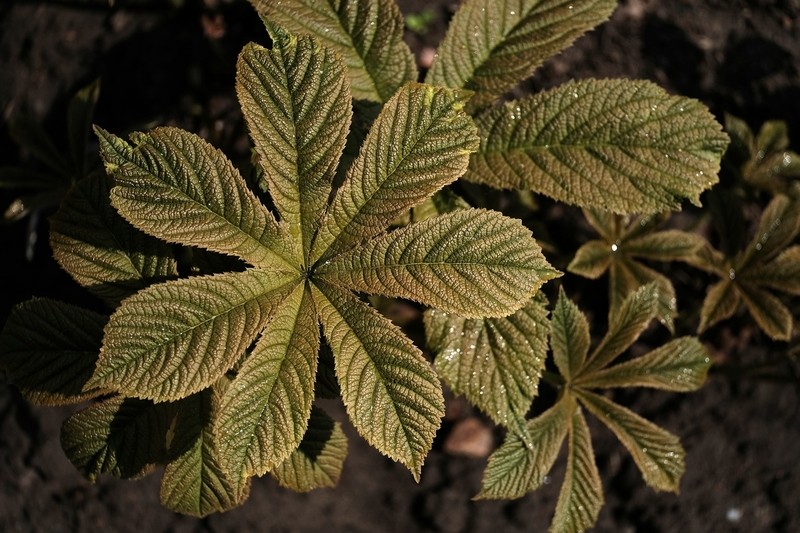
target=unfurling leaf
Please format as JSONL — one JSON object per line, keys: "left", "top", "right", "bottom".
{"left": 467, "top": 79, "right": 729, "bottom": 213}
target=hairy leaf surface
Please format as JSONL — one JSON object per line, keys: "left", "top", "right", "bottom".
{"left": 314, "top": 282, "right": 444, "bottom": 480}
{"left": 737, "top": 282, "right": 793, "bottom": 341}
{"left": 698, "top": 279, "right": 740, "bottom": 334}
{"left": 551, "top": 287, "right": 590, "bottom": 382}
{"left": 466, "top": 79, "right": 729, "bottom": 212}
{"left": 88, "top": 270, "right": 298, "bottom": 401}
{"left": 0, "top": 298, "right": 107, "bottom": 405}
{"left": 426, "top": 0, "right": 617, "bottom": 113}
{"left": 250, "top": 0, "right": 416, "bottom": 103}
{"left": 318, "top": 209, "right": 559, "bottom": 317}
{"left": 311, "top": 83, "right": 479, "bottom": 262}
{"left": 425, "top": 295, "right": 549, "bottom": 432}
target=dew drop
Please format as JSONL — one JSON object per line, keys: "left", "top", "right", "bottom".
{"left": 728, "top": 268, "right": 736, "bottom": 280}
{"left": 611, "top": 243, "right": 619, "bottom": 252}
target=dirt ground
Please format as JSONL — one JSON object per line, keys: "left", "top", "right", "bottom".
{"left": 2, "top": 1, "right": 800, "bottom": 531}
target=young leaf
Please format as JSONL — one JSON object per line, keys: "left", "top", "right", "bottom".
{"left": 96, "top": 126, "right": 298, "bottom": 271}
{"left": 49, "top": 173, "right": 178, "bottom": 305}
{"left": 744, "top": 245, "right": 800, "bottom": 295}
{"left": 61, "top": 396, "right": 174, "bottom": 483}
{"left": 737, "top": 282, "right": 793, "bottom": 341}
{"left": 313, "top": 281, "right": 444, "bottom": 481}
{"left": 425, "top": 295, "right": 550, "bottom": 432}
{"left": 551, "top": 287, "right": 591, "bottom": 382}
{"left": 567, "top": 240, "right": 611, "bottom": 279}
{"left": 551, "top": 402, "right": 603, "bottom": 533}
{"left": 237, "top": 34, "right": 351, "bottom": 257}
{"left": 466, "top": 79, "right": 729, "bottom": 213}
{"left": 0, "top": 298, "right": 107, "bottom": 405}
{"left": 87, "top": 270, "right": 299, "bottom": 402}
{"left": 577, "top": 390, "right": 685, "bottom": 492}
{"left": 310, "top": 83, "right": 479, "bottom": 263}
{"left": 215, "top": 285, "right": 319, "bottom": 482}
{"left": 476, "top": 398, "right": 570, "bottom": 499}
{"left": 318, "top": 209, "right": 559, "bottom": 317}
{"left": 697, "top": 279, "right": 740, "bottom": 334}
{"left": 250, "top": 0, "right": 416, "bottom": 103}
{"left": 426, "top": 0, "right": 617, "bottom": 113}
{"left": 160, "top": 387, "right": 249, "bottom": 517}
{"left": 271, "top": 406, "right": 348, "bottom": 492}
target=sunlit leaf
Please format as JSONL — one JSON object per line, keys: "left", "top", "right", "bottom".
{"left": 467, "top": 79, "right": 729, "bottom": 213}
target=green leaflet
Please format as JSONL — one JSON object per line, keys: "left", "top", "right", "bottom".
{"left": 215, "top": 284, "right": 319, "bottom": 481}
{"left": 425, "top": 295, "right": 549, "bottom": 433}
{"left": 467, "top": 79, "right": 729, "bottom": 213}
{"left": 271, "top": 406, "right": 348, "bottom": 492}
{"left": 161, "top": 387, "right": 249, "bottom": 517}
{"left": 96, "top": 126, "right": 298, "bottom": 271}
{"left": 0, "top": 298, "right": 107, "bottom": 405}
{"left": 576, "top": 390, "right": 685, "bottom": 492}
{"left": 87, "top": 270, "right": 299, "bottom": 402}
{"left": 61, "top": 396, "right": 174, "bottom": 483}
{"left": 427, "top": 0, "right": 617, "bottom": 113}
{"left": 551, "top": 287, "right": 590, "bottom": 382}
{"left": 237, "top": 34, "right": 350, "bottom": 257}
{"left": 49, "top": 173, "right": 178, "bottom": 306}
{"left": 310, "top": 83, "right": 480, "bottom": 263}
{"left": 477, "top": 398, "right": 570, "bottom": 499}
{"left": 313, "top": 281, "right": 444, "bottom": 480}
{"left": 697, "top": 279, "right": 739, "bottom": 333}
{"left": 550, "top": 402, "right": 602, "bottom": 533}
{"left": 318, "top": 209, "right": 559, "bottom": 317}
{"left": 745, "top": 245, "right": 800, "bottom": 295}
{"left": 737, "top": 282, "right": 793, "bottom": 341}
{"left": 250, "top": 0, "right": 416, "bottom": 103}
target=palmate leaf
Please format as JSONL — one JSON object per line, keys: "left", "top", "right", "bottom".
{"left": 161, "top": 386, "right": 249, "bottom": 517}
{"left": 426, "top": 0, "right": 617, "bottom": 113}
{"left": 313, "top": 281, "right": 444, "bottom": 480}
{"left": 425, "top": 295, "right": 550, "bottom": 432}
{"left": 318, "top": 209, "right": 559, "bottom": 317}
{"left": 311, "top": 83, "right": 480, "bottom": 263}
{"left": 250, "top": 0, "right": 416, "bottom": 103}
{"left": 49, "top": 173, "right": 178, "bottom": 305}
{"left": 215, "top": 285, "right": 319, "bottom": 482}
{"left": 271, "top": 406, "right": 348, "bottom": 492}
{"left": 86, "top": 270, "right": 299, "bottom": 401}
{"left": 467, "top": 79, "right": 729, "bottom": 213}
{"left": 237, "top": 32, "right": 350, "bottom": 257}
{"left": 0, "top": 298, "right": 107, "bottom": 405}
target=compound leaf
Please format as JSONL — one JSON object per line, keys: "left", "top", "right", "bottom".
{"left": 0, "top": 298, "right": 107, "bottom": 405}
{"left": 466, "top": 79, "right": 729, "bottom": 213}
{"left": 313, "top": 281, "right": 444, "bottom": 480}
{"left": 87, "top": 270, "right": 299, "bottom": 402}
{"left": 426, "top": 0, "right": 617, "bottom": 113}
{"left": 318, "top": 209, "right": 558, "bottom": 317}
{"left": 271, "top": 406, "right": 348, "bottom": 492}
{"left": 311, "top": 83, "right": 479, "bottom": 263}
{"left": 425, "top": 295, "right": 549, "bottom": 433}
{"left": 97, "top": 126, "right": 298, "bottom": 271}
{"left": 237, "top": 35, "right": 350, "bottom": 256}
{"left": 216, "top": 285, "right": 319, "bottom": 481}
{"left": 250, "top": 0, "right": 416, "bottom": 103}
{"left": 577, "top": 390, "right": 684, "bottom": 492}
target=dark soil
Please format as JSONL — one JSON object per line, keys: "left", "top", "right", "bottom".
{"left": 2, "top": 1, "right": 800, "bottom": 531}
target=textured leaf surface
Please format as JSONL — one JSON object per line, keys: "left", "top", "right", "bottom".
{"left": 466, "top": 79, "right": 729, "bottom": 213}
{"left": 575, "top": 337, "right": 711, "bottom": 392}
{"left": 216, "top": 285, "right": 319, "bottom": 481}
{"left": 698, "top": 279, "right": 740, "bottom": 334}
{"left": 311, "top": 83, "right": 479, "bottom": 262}
{"left": 610, "top": 257, "right": 678, "bottom": 333}
{"left": 97, "top": 126, "right": 297, "bottom": 271}
{"left": 738, "top": 282, "right": 793, "bottom": 341}
{"left": 50, "top": 173, "right": 178, "bottom": 305}
{"left": 578, "top": 390, "right": 684, "bottom": 492}
{"left": 624, "top": 230, "right": 706, "bottom": 262}
{"left": 161, "top": 389, "right": 248, "bottom": 517}
{"left": 426, "top": 0, "right": 617, "bottom": 113}
{"left": 551, "top": 404, "right": 602, "bottom": 533}
{"left": 319, "top": 209, "right": 558, "bottom": 317}
{"left": 88, "top": 270, "right": 298, "bottom": 401}
{"left": 738, "top": 193, "right": 800, "bottom": 270}
{"left": 237, "top": 36, "right": 350, "bottom": 256}
{"left": 568, "top": 240, "right": 611, "bottom": 279}
{"left": 314, "top": 282, "right": 444, "bottom": 480}
{"left": 271, "top": 406, "right": 348, "bottom": 492}
{"left": 551, "top": 287, "right": 590, "bottom": 382}
{"left": 0, "top": 298, "right": 107, "bottom": 405}
{"left": 61, "top": 396, "right": 173, "bottom": 483}
{"left": 477, "top": 398, "right": 569, "bottom": 499}
{"left": 425, "top": 295, "right": 549, "bottom": 432}
{"left": 250, "top": 0, "right": 416, "bottom": 103}
{"left": 745, "top": 245, "right": 800, "bottom": 295}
